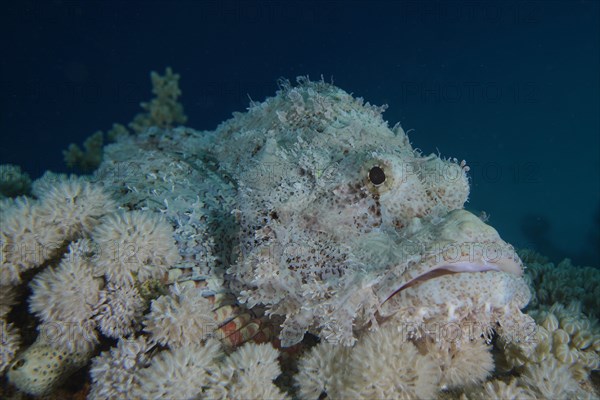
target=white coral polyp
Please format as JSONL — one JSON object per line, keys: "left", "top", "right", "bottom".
{"left": 226, "top": 343, "right": 281, "bottom": 381}
{"left": 88, "top": 336, "right": 151, "bottom": 400}
{"left": 225, "top": 373, "right": 288, "bottom": 400}
{"left": 342, "top": 324, "right": 442, "bottom": 399}
{"left": 94, "top": 283, "right": 145, "bottom": 338}
{"left": 1, "top": 198, "right": 63, "bottom": 285}
{"left": 92, "top": 210, "right": 180, "bottom": 286}
{"left": 205, "top": 343, "right": 288, "bottom": 400}
{"left": 0, "top": 319, "right": 20, "bottom": 374}
{"left": 1, "top": 178, "right": 114, "bottom": 286}
{"left": 429, "top": 338, "right": 495, "bottom": 389}
{"left": 295, "top": 341, "right": 352, "bottom": 400}
{"left": 37, "top": 176, "right": 116, "bottom": 240}
{"left": 143, "top": 283, "right": 217, "bottom": 348}
{"left": 29, "top": 241, "right": 101, "bottom": 323}
{"left": 522, "top": 356, "right": 578, "bottom": 398}
{"left": 131, "top": 340, "right": 222, "bottom": 400}
{"left": 28, "top": 241, "right": 101, "bottom": 353}
{"left": 0, "top": 285, "right": 18, "bottom": 318}
{"left": 478, "top": 378, "right": 535, "bottom": 400}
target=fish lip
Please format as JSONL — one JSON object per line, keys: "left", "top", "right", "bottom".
{"left": 378, "top": 258, "right": 523, "bottom": 306}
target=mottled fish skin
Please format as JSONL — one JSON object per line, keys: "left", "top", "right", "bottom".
{"left": 209, "top": 78, "right": 526, "bottom": 346}
{"left": 94, "top": 78, "right": 530, "bottom": 348}
{"left": 373, "top": 209, "right": 524, "bottom": 311}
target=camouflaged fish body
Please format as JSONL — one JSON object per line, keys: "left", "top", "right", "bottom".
{"left": 98, "top": 78, "right": 531, "bottom": 347}
{"left": 209, "top": 78, "right": 528, "bottom": 346}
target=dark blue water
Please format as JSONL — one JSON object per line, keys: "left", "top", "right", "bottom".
{"left": 1, "top": 0, "right": 598, "bottom": 266}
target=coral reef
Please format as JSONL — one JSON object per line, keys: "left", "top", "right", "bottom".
{"left": 29, "top": 240, "right": 101, "bottom": 353}
{"left": 0, "top": 287, "right": 19, "bottom": 374}
{"left": 93, "top": 282, "right": 145, "bottom": 338}
{"left": 92, "top": 210, "right": 180, "bottom": 286}
{"left": 130, "top": 341, "right": 222, "bottom": 399}
{"left": 521, "top": 356, "right": 579, "bottom": 398}
{"left": 0, "top": 174, "right": 183, "bottom": 395}
{"left": 0, "top": 164, "right": 31, "bottom": 198}
{"left": 523, "top": 254, "right": 600, "bottom": 319}
{"left": 418, "top": 336, "right": 495, "bottom": 390}
{"left": 467, "top": 378, "right": 535, "bottom": 400}
{"left": 205, "top": 343, "right": 288, "bottom": 400}
{"left": 498, "top": 302, "right": 600, "bottom": 383}
{"left": 0, "top": 319, "right": 20, "bottom": 374}
{"left": 1, "top": 75, "right": 599, "bottom": 399}
{"left": 294, "top": 341, "right": 352, "bottom": 399}
{"left": 294, "top": 324, "right": 496, "bottom": 399}
{"left": 129, "top": 67, "right": 187, "bottom": 134}
{"left": 87, "top": 335, "right": 151, "bottom": 399}
{"left": 0, "top": 286, "right": 17, "bottom": 320}
{"left": 63, "top": 130, "right": 104, "bottom": 172}
{"left": 340, "top": 324, "right": 442, "bottom": 399}
{"left": 1, "top": 176, "right": 115, "bottom": 286}
{"left": 142, "top": 283, "right": 217, "bottom": 348}
{"left": 63, "top": 66, "right": 186, "bottom": 172}
{"left": 6, "top": 335, "right": 91, "bottom": 396}
{"left": 89, "top": 338, "right": 287, "bottom": 399}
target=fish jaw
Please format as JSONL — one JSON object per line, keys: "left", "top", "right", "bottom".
{"left": 371, "top": 209, "right": 524, "bottom": 309}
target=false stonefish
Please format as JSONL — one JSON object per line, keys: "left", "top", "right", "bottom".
{"left": 208, "top": 77, "right": 532, "bottom": 347}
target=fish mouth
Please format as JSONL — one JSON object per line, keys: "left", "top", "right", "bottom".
{"left": 368, "top": 209, "right": 524, "bottom": 308}
{"left": 377, "top": 256, "right": 523, "bottom": 308}
{"left": 381, "top": 263, "right": 499, "bottom": 305}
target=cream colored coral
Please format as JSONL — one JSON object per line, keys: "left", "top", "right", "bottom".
{"left": 226, "top": 342, "right": 281, "bottom": 381}
{"left": 28, "top": 240, "right": 101, "bottom": 353}
{"left": 497, "top": 301, "right": 600, "bottom": 398}
{"left": 294, "top": 341, "right": 352, "bottom": 399}
{"left": 340, "top": 324, "right": 442, "bottom": 399}
{"left": 92, "top": 210, "right": 180, "bottom": 286}
{"left": 205, "top": 343, "right": 288, "bottom": 400}
{"left": 530, "top": 303, "right": 600, "bottom": 380}
{"left": 1, "top": 197, "right": 63, "bottom": 285}
{"left": 0, "top": 285, "right": 17, "bottom": 319}
{"left": 1, "top": 177, "right": 115, "bottom": 285}
{"left": 88, "top": 335, "right": 151, "bottom": 399}
{"left": 30, "top": 171, "right": 66, "bottom": 197}
{"left": 93, "top": 282, "right": 145, "bottom": 338}
{"left": 0, "top": 164, "right": 31, "bottom": 198}
{"left": 0, "top": 318, "right": 20, "bottom": 374}
{"left": 129, "top": 67, "right": 187, "bottom": 134}
{"left": 522, "top": 356, "right": 578, "bottom": 398}
{"left": 525, "top": 257, "right": 600, "bottom": 319}
{"left": 419, "top": 337, "right": 494, "bottom": 390}
{"left": 143, "top": 283, "right": 217, "bottom": 348}
{"left": 131, "top": 340, "right": 222, "bottom": 400}
{"left": 63, "top": 130, "right": 104, "bottom": 172}
{"left": 207, "top": 369, "right": 289, "bottom": 400}
{"left": 469, "top": 378, "right": 535, "bottom": 400}
{"left": 36, "top": 176, "right": 116, "bottom": 240}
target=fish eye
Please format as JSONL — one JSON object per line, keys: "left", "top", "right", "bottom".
{"left": 11, "top": 358, "right": 25, "bottom": 370}
{"left": 368, "top": 165, "right": 386, "bottom": 186}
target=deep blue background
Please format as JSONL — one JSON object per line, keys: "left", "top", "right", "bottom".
{"left": 1, "top": 0, "right": 599, "bottom": 265}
